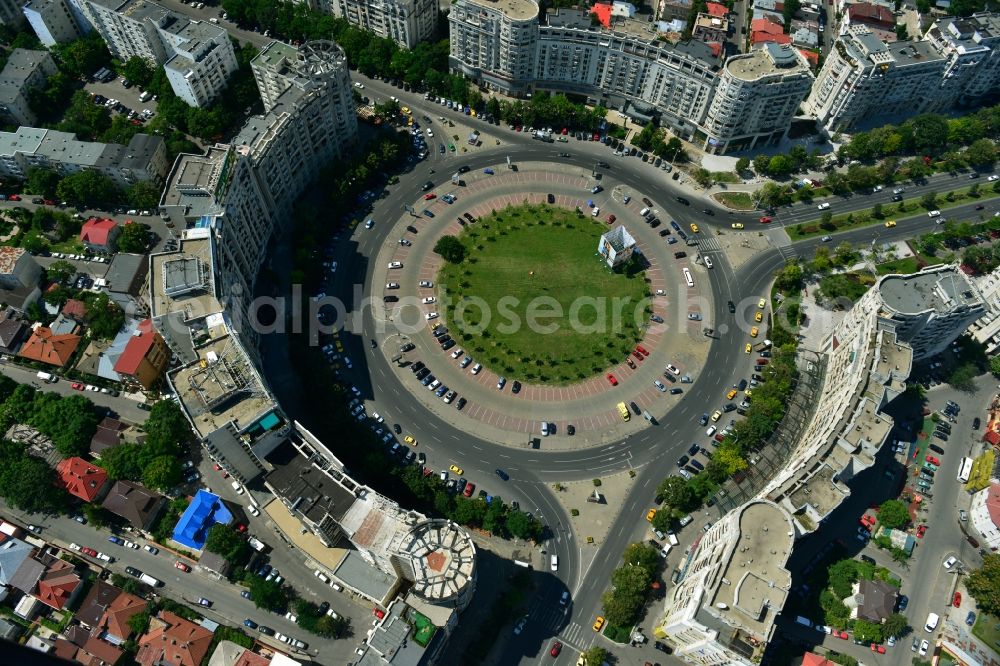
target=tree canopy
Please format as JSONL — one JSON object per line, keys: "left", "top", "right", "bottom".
{"left": 433, "top": 236, "right": 466, "bottom": 263}
{"left": 877, "top": 500, "right": 910, "bottom": 530}
{"left": 116, "top": 221, "right": 149, "bottom": 253}
{"left": 967, "top": 554, "right": 1000, "bottom": 616}
{"left": 204, "top": 524, "right": 251, "bottom": 566}
{"left": 81, "top": 292, "right": 125, "bottom": 340}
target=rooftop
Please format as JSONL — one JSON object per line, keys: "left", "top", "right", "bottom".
{"left": 704, "top": 502, "right": 793, "bottom": 637}
{"left": 462, "top": 0, "right": 539, "bottom": 21}
{"left": 0, "top": 246, "right": 26, "bottom": 274}
{"left": 727, "top": 43, "right": 806, "bottom": 80}
{"left": 159, "top": 146, "right": 232, "bottom": 217}
{"left": 396, "top": 519, "right": 477, "bottom": 602}
{"left": 879, "top": 266, "right": 980, "bottom": 315}
{"left": 0, "top": 49, "right": 52, "bottom": 87}
{"left": 149, "top": 234, "right": 220, "bottom": 325}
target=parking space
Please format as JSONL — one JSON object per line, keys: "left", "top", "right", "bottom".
{"left": 83, "top": 77, "right": 159, "bottom": 125}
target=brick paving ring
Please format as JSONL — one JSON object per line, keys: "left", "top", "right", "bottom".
{"left": 370, "top": 162, "right": 714, "bottom": 444}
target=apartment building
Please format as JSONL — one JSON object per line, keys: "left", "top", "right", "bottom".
{"left": 77, "top": 0, "right": 237, "bottom": 107}
{"left": 0, "top": 127, "right": 168, "bottom": 187}
{"left": 448, "top": 0, "right": 541, "bottom": 95}
{"left": 0, "top": 49, "right": 58, "bottom": 127}
{"left": 22, "top": 0, "right": 88, "bottom": 46}
{"left": 655, "top": 500, "right": 794, "bottom": 665}
{"left": 702, "top": 43, "right": 814, "bottom": 153}
{"left": 925, "top": 13, "right": 1000, "bottom": 108}
{"left": 0, "top": 0, "right": 25, "bottom": 27}
{"left": 333, "top": 0, "right": 438, "bottom": 48}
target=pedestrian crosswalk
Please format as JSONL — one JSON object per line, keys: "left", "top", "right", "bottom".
{"left": 524, "top": 597, "right": 590, "bottom": 650}
{"left": 698, "top": 236, "right": 722, "bottom": 252}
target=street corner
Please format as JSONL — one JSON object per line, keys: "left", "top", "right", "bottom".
{"left": 714, "top": 228, "right": 778, "bottom": 271}
{"left": 553, "top": 470, "right": 637, "bottom": 548}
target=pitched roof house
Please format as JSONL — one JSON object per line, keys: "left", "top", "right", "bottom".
{"left": 96, "top": 588, "right": 146, "bottom": 642}
{"left": 79, "top": 218, "right": 120, "bottom": 252}
{"left": 102, "top": 480, "right": 167, "bottom": 531}
{"left": 34, "top": 556, "right": 82, "bottom": 610}
{"left": 136, "top": 610, "right": 214, "bottom": 666}
{"left": 112, "top": 319, "right": 171, "bottom": 389}
{"left": 0, "top": 533, "right": 34, "bottom": 586}
{"left": 56, "top": 457, "right": 110, "bottom": 503}
{"left": 90, "top": 417, "right": 128, "bottom": 456}
{"left": 18, "top": 325, "right": 81, "bottom": 366}
{"left": 852, "top": 578, "right": 898, "bottom": 623}
{"left": 75, "top": 579, "right": 121, "bottom": 629}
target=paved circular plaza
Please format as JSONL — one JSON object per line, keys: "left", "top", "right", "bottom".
{"left": 369, "top": 162, "right": 715, "bottom": 445}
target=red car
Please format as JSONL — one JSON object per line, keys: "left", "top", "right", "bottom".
{"left": 757, "top": 358, "right": 769, "bottom": 365}
{"left": 917, "top": 525, "right": 927, "bottom": 538}
{"left": 607, "top": 373, "right": 618, "bottom": 386}
{"left": 463, "top": 482, "right": 475, "bottom": 497}
{"left": 607, "top": 214, "right": 616, "bottom": 225}
{"left": 871, "top": 644, "right": 886, "bottom": 654}
{"left": 175, "top": 561, "right": 191, "bottom": 572}
{"left": 42, "top": 199, "right": 55, "bottom": 205}
{"left": 759, "top": 216, "right": 773, "bottom": 223}
{"left": 423, "top": 193, "right": 436, "bottom": 200}
{"left": 926, "top": 455, "right": 941, "bottom": 465}
{"left": 631, "top": 349, "right": 643, "bottom": 361}
{"left": 71, "top": 382, "right": 84, "bottom": 391}
{"left": 714, "top": 433, "right": 725, "bottom": 442}
{"left": 636, "top": 345, "right": 649, "bottom": 357}
{"left": 954, "top": 591, "right": 962, "bottom": 607}
{"left": 81, "top": 547, "right": 98, "bottom": 557}
{"left": 837, "top": 631, "right": 848, "bottom": 640}
{"left": 561, "top": 128, "right": 568, "bottom": 135}
{"left": 592, "top": 133, "right": 600, "bottom": 141}
{"left": 373, "top": 608, "right": 386, "bottom": 620}
{"left": 8, "top": 194, "right": 20, "bottom": 201}
{"left": 550, "top": 641, "right": 562, "bottom": 657}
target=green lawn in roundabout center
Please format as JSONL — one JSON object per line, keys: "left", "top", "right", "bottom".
{"left": 438, "top": 203, "right": 650, "bottom": 386}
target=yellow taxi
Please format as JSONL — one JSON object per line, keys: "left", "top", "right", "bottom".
{"left": 646, "top": 508, "right": 657, "bottom": 522}
{"left": 750, "top": 326, "right": 759, "bottom": 338}
{"left": 755, "top": 311, "right": 763, "bottom": 322}
{"left": 726, "top": 389, "right": 738, "bottom": 400}
{"left": 449, "top": 464, "right": 464, "bottom": 475}
{"left": 593, "top": 616, "right": 606, "bottom": 632}
{"left": 711, "top": 410, "right": 722, "bottom": 422}
{"left": 745, "top": 343, "right": 752, "bottom": 354}
{"left": 400, "top": 106, "right": 410, "bottom": 115}
{"left": 731, "top": 223, "right": 744, "bottom": 229}
{"left": 335, "top": 341, "right": 344, "bottom": 352}
{"left": 690, "top": 223, "right": 699, "bottom": 233}
{"left": 745, "top": 389, "right": 754, "bottom": 398}
{"left": 404, "top": 435, "right": 416, "bottom": 446}
{"left": 885, "top": 220, "right": 896, "bottom": 228}
{"left": 758, "top": 298, "right": 766, "bottom": 309}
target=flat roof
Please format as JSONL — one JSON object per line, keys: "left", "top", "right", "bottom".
{"left": 159, "top": 146, "right": 232, "bottom": 218}
{"left": 252, "top": 40, "right": 298, "bottom": 71}
{"left": 333, "top": 550, "right": 397, "bottom": 602}
{"left": 149, "top": 235, "right": 220, "bottom": 321}
{"left": 727, "top": 43, "right": 805, "bottom": 80}
{"left": 396, "top": 520, "right": 476, "bottom": 602}
{"left": 879, "top": 267, "right": 978, "bottom": 315}
{"left": 462, "top": 0, "right": 539, "bottom": 21}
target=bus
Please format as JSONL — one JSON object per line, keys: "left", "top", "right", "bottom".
{"left": 682, "top": 267, "right": 694, "bottom": 287}
{"left": 958, "top": 457, "right": 973, "bottom": 484}
{"left": 616, "top": 402, "right": 630, "bottom": 422}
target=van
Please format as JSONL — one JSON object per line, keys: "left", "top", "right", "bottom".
{"left": 639, "top": 207, "right": 650, "bottom": 217}
{"left": 314, "top": 570, "right": 330, "bottom": 584}
{"left": 616, "top": 402, "right": 630, "bottom": 421}
{"left": 667, "top": 533, "right": 679, "bottom": 546}
{"left": 139, "top": 91, "right": 152, "bottom": 102}
{"left": 331, "top": 583, "right": 343, "bottom": 592}
{"left": 139, "top": 573, "right": 162, "bottom": 587}
{"left": 36, "top": 371, "right": 56, "bottom": 383}
{"left": 925, "top": 612, "right": 939, "bottom": 632}
{"left": 550, "top": 555, "right": 558, "bottom": 571}
{"left": 795, "top": 616, "right": 813, "bottom": 628}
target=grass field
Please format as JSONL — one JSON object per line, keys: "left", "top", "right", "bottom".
{"left": 973, "top": 613, "right": 1000, "bottom": 653}
{"left": 439, "top": 204, "right": 648, "bottom": 385}
{"left": 713, "top": 192, "right": 755, "bottom": 210}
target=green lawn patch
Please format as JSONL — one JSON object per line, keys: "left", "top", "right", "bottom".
{"left": 440, "top": 204, "right": 648, "bottom": 385}
{"left": 602, "top": 622, "right": 631, "bottom": 643}
{"left": 875, "top": 257, "right": 922, "bottom": 275}
{"left": 818, "top": 272, "right": 874, "bottom": 302}
{"left": 972, "top": 612, "right": 1000, "bottom": 652}
{"left": 713, "top": 192, "right": 755, "bottom": 210}
{"left": 710, "top": 171, "right": 739, "bottom": 184}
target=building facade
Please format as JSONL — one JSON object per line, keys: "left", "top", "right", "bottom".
{"left": 22, "top": 0, "right": 88, "bottom": 46}
{"left": 77, "top": 0, "right": 238, "bottom": 107}
{"left": 0, "top": 128, "right": 168, "bottom": 188}
{"left": 0, "top": 0, "right": 25, "bottom": 27}
{"left": 0, "top": 49, "right": 58, "bottom": 127}
{"left": 449, "top": 1, "right": 814, "bottom": 153}
{"left": 970, "top": 483, "right": 1000, "bottom": 552}
{"left": 333, "top": 0, "right": 438, "bottom": 48}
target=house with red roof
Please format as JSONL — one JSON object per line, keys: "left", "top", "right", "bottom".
{"left": 706, "top": 2, "right": 728, "bottom": 16}
{"left": 971, "top": 482, "right": 1000, "bottom": 552}
{"left": 18, "top": 325, "right": 81, "bottom": 367}
{"left": 136, "top": 611, "right": 213, "bottom": 666}
{"left": 751, "top": 18, "right": 791, "bottom": 45}
{"left": 34, "top": 556, "right": 82, "bottom": 611}
{"left": 847, "top": 2, "right": 897, "bottom": 40}
{"left": 113, "top": 319, "right": 171, "bottom": 389}
{"left": 79, "top": 218, "right": 120, "bottom": 253}
{"left": 96, "top": 589, "right": 147, "bottom": 642}
{"left": 802, "top": 654, "right": 836, "bottom": 666}
{"left": 56, "top": 457, "right": 110, "bottom": 503}
{"left": 590, "top": 2, "right": 612, "bottom": 26}
{"left": 61, "top": 299, "right": 88, "bottom": 322}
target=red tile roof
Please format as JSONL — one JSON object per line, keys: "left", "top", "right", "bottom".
{"left": 79, "top": 219, "right": 118, "bottom": 247}
{"left": 136, "top": 611, "right": 213, "bottom": 666}
{"left": 18, "top": 326, "right": 80, "bottom": 367}
{"left": 56, "top": 457, "right": 109, "bottom": 502}
{"left": 751, "top": 17, "right": 785, "bottom": 34}
{"left": 234, "top": 651, "right": 270, "bottom": 666}
{"left": 985, "top": 430, "right": 1000, "bottom": 445}
{"left": 113, "top": 319, "right": 157, "bottom": 376}
{"left": 706, "top": 2, "right": 728, "bottom": 16}
{"left": 752, "top": 30, "right": 792, "bottom": 44}
{"left": 35, "top": 558, "right": 81, "bottom": 610}
{"left": 98, "top": 590, "right": 146, "bottom": 641}
{"left": 803, "top": 654, "right": 835, "bottom": 666}
{"left": 590, "top": 2, "right": 612, "bottom": 26}
{"left": 61, "top": 299, "right": 88, "bottom": 320}
{"left": 708, "top": 42, "right": 723, "bottom": 57}
{"left": 848, "top": 2, "right": 895, "bottom": 28}
{"left": 798, "top": 48, "right": 820, "bottom": 66}
{"left": 984, "top": 484, "right": 1000, "bottom": 529}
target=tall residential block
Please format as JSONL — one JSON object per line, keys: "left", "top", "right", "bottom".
{"left": 333, "top": 0, "right": 438, "bottom": 48}
{"left": 0, "top": 49, "right": 58, "bottom": 127}
{"left": 22, "top": 0, "right": 88, "bottom": 46}
{"left": 77, "top": 0, "right": 238, "bottom": 107}
{"left": 449, "top": 0, "right": 540, "bottom": 95}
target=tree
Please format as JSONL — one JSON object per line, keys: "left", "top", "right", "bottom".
{"left": 245, "top": 575, "right": 288, "bottom": 612}
{"left": 205, "top": 524, "right": 251, "bottom": 566}
{"left": 0, "top": 444, "right": 68, "bottom": 514}
{"left": 582, "top": 647, "right": 610, "bottom": 666}
{"left": 872, "top": 203, "right": 883, "bottom": 219}
{"left": 657, "top": 475, "right": 694, "bottom": 510}
{"left": 775, "top": 260, "right": 803, "bottom": 293}
{"left": 735, "top": 157, "right": 750, "bottom": 174}
{"left": 57, "top": 170, "right": 121, "bottom": 208}
{"left": 46, "top": 260, "right": 77, "bottom": 285}
{"left": 949, "top": 363, "right": 978, "bottom": 392}
{"left": 99, "top": 443, "right": 144, "bottom": 481}
{"left": 144, "top": 400, "right": 194, "bottom": 455}
{"left": 26, "top": 168, "right": 61, "bottom": 197}
{"left": 116, "top": 221, "right": 148, "bottom": 253}
{"left": 851, "top": 619, "right": 883, "bottom": 643}
{"left": 53, "top": 34, "right": 111, "bottom": 79}
{"left": 967, "top": 554, "right": 1000, "bottom": 616}
{"left": 989, "top": 355, "right": 1000, "bottom": 378}
{"left": 82, "top": 292, "right": 125, "bottom": 340}
{"left": 966, "top": 138, "right": 997, "bottom": 168}
{"left": 29, "top": 393, "right": 99, "bottom": 457}
{"left": 693, "top": 168, "right": 712, "bottom": 187}
{"left": 142, "top": 455, "right": 182, "bottom": 491}
{"left": 506, "top": 509, "right": 540, "bottom": 540}
{"left": 920, "top": 191, "right": 938, "bottom": 210}
{"left": 877, "top": 499, "right": 910, "bottom": 529}
{"left": 121, "top": 56, "right": 155, "bottom": 88}
{"left": 433, "top": 235, "right": 466, "bottom": 263}
{"left": 623, "top": 542, "right": 660, "bottom": 575}
{"left": 127, "top": 181, "right": 162, "bottom": 209}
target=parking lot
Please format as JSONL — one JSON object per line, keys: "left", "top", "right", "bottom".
{"left": 83, "top": 76, "right": 160, "bottom": 124}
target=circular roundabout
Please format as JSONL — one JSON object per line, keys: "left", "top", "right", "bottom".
{"left": 371, "top": 161, "right": 716, "bottom": 443}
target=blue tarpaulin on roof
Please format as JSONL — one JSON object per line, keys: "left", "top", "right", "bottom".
{"left": 171, "top": 490, "right": 232, "bottom": 550}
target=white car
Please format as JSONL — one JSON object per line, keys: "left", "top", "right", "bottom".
{"left": 943, "top": 556, "right": 958, "bottom": 569}
{"left": 388, "top": 261, "right": 403, "bottom": 269}
{"left": 68, "top": 543, "right": 81, "bottom": 551}
{"left": 817, "top": 202, "right": 830, "bottom": 210}
{"left": 144, "top": 545, "right": 159, "bottom": 554}
{"left": 422, "top": 296, "right": 436, "bottom": 304}
{"left": 450, "top": 348, "right": 464, "bottom": 359}
{"left": 665, "top": 364, "right": 679, "bottom": 375}
{"left": 372, "top": 412, "right": 384, "bottom": 423}
{"left": 247, "top": 505, "right": 260, "bottom": 517}
{"left": 231, "top": 480, "right": 245, "bottom": 495}
{"left": 365, "top": 219, "right": 374, "bottom": 229}
{"left": 592, "top": 207, "right": 600, "bottom": 217}
{"left": 893, "top": 187, "right": 905, "bottom": 194}
{"left": 419, "top": 280, "right": 434, "bottom": 287}
{"left": 703, "top": 256, "right": 713, "bottom": 269}
{"left": 471, "top": 363, "right": 482, "bottom": 374}
{"left": 706, "top": 426, "right": 717, "bottom": 437}
{"left": 919, "top": 640, "right": 929, "bottom": 656}
{"left": 425, "top": 312, "right": 439, "bottom": 320}
{"left": 386, "top": 282, "right": 399, "bottom": 289}
{"left": 988, "top": 174, "right": 999, "bottom": 182}
{"left": 928, "top": 210, "right": 941, "bottom": 217}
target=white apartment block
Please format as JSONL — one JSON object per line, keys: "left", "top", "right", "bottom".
{"left": 160, "top": 40, "right": 357, "bottom": 341}
{"left": 0, "top": 49, "right": 57, "bottom": 127}
{"left": 0, "top": 127, "right": 168, "bottom": 187}
{"left": 22, "top": 0, "right": 88, "bottom": 46}
{"left": 655, "top": 500, "right": 794, "bottom": 665}
{"left": 703, "top": 43, "right": 814, "bottom": 153}
{"left": 971, "top": 484, "right": 1000, "bottom": 552}
{"left": 77, "top": 0, "right": 237, "bottom": 107}
{"left": 333, "top": 0, "right": 438, "bottom": 48}
{"left": 808, "top": 13, "right": 1000, "bottom": 132}
{"left": 449, "top": 1, "right": 814, "bottom": 154}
